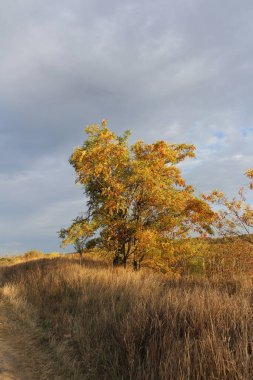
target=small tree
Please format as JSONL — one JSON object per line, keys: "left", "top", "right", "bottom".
{"left": 60, "top": 120, "right": 214, "bottom": 268}
{"left": 73, "top": 238, "right": 86, "bottom": 265}
{"left": 59, "top": 216, "right": 96, "bottom": 265}
{"left": 202, "top": 170, "right": 253, "bottom": 245}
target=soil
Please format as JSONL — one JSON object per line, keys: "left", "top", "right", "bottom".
{"left": 0, "top": 298, "right": 67, "bottom": 380}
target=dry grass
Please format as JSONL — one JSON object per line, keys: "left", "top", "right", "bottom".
{"left": 1, "top": 257, "right": 253, "bottom": 379}
{"left": 0, "top": 250, "right": 64, "bottom": 267}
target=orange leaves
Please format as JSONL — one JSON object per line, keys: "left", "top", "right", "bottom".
{"left": 63, "top": 120, "right": 215, "bottom": 267}
{"left": 203, "top": 170, "right": 253, "bottom": 244}
{"left": 170, "top": 143, "right": 196, "bottom": 161}
{"left": 201, "top": 190, "right": 224, "bottom": 203}
{"left": 135, "top": 229, "right": 158, "bottom": 251}
{"left": 245, "top": 168, "right": 253, "bottom": 178}
{"left": 101, "top": 118, "right": 108, "bottom": 128}
{"left": 245, "top": 169, "right": 253, "bottom": 190}
{"left": 63, "top": 121, "right": 253, "bottom": 272}
{"left": 175, "top": 178, "right": 186, "bottom": 187}
{"left": 131, "top": 140, "right": 196, "bottom": 166}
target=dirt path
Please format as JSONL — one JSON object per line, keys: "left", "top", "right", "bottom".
{"left": 0, "top": 297, "right": 67, "bottom": 380}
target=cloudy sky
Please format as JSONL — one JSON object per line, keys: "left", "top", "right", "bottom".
{"left": 1, "top": 0, "right": 253, "bottom": 254}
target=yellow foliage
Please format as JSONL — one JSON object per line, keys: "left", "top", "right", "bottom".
{"left": 61, "top": 120, "right": 215, "bottom": 268}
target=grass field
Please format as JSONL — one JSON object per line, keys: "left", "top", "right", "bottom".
{"left": 1, "top": 255, "right": 253, "bottom": 379}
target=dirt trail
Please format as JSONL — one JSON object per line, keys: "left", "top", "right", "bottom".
{"left": 0, "top": 297, "right": 66, "bottom": 380}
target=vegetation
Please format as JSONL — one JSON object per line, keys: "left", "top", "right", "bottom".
{"left": 203, "top": 169, "right": 253, "bottom": 245}
{"left": 1, "top": 256, "right": 253, "bottom": 380}
{"left": 0, "top": 250, "right": 62, "bottom": 266}
{"left": 1, "top": 122, "right": 253, "bottom": 379}
{"left": 59, "top": 120, "right": 214, "bottom": 268}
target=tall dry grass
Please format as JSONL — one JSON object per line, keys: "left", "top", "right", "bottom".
{"left": 1, "top": 257, "right": 253, "bottom": 379}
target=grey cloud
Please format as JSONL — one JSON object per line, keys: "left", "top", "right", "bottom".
{"left": 0, "top": 153, "right": 84, "bottom": 253}
{"left": 1, "top": 0, "right": 253, "bottom": 252}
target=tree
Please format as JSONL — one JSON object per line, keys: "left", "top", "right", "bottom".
{"left": 60, "top": 120, "right": 214, "bottom": 268}
{"left": 59, "top": 216, "right": 96, "bottom": 265}
{"left": 202, "top": 170, "right": 253, "bottom": 245}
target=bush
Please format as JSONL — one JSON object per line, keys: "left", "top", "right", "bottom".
{"left": 23, "top": 250, "right": 44, "bottom": 259}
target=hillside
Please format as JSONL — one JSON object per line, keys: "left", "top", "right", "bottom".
{"left": 1, "top": 255, "right": 253, "bottom": 379}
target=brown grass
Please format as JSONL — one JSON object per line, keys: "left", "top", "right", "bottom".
{"left": 0, "top": 250, "right": 63, "bottom": 266}
{"left": 1, "top": 257, "right": 253, "bottom": 379}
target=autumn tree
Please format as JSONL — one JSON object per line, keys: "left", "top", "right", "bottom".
{"left": 202, "top": 170, "right": 253, "bottom": 245}
{"left": 59, "top": 216, "right": 96, "bottom": 265}
{"left": 60, "top": 120, "right": 214, "bottom": 268}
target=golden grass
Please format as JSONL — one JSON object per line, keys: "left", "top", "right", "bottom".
{"left": 0, "top": 250, "right": 64, "bottom": 266}
{"left": 1, "top": 256, "right": 253, "bottom": 379}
